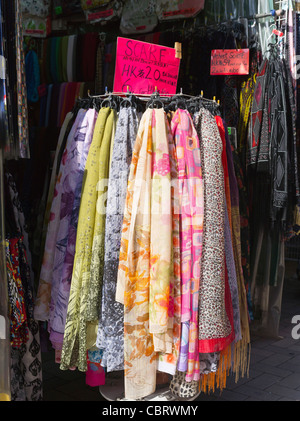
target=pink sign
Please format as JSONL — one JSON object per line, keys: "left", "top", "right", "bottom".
{"left": 210, "top": 49, "right": 250, "bottom": 76}
{"left": 113, "top": 37, "right": 181, "bottom": 95}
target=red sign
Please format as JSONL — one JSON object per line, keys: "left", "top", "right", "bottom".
{"left": 113, "top": 37, "right": 181, "bottom": 95}
{"left": 210, "top": 49, "right": 250, "bottom": 76}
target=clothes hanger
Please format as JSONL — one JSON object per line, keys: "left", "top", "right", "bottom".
{"left": 101, "top": 94, "right": 119, "bottom": 110}
{"left": 146, "top": 91, "right": 166, "bottom": 109}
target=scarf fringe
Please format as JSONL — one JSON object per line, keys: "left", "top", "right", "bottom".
{"left": 199, "top": 344, "right": 232, "bottom": 394}
{"left": 199, "top": 337, "right": 251, "bottom": 394}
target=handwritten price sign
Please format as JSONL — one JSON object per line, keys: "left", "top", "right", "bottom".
{"left": 113, "top": 37, "right": 181, "bottom": 95}
{"left": 210, "top": 49, "right": 250, "bottom": 76}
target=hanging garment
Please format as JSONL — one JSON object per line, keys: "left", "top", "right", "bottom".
{"left": 39, "top": 111, "right": 74, "bottom": 261}
{"left": 225, "top": 124, "right": 251, "bottom": 380}
{"left": 194, "top": 108, "right": 234, "bottom": 354}
{"left": 157, "top": 112, "right": 181, "bottom": 378}
{"left": 10, "top": 237, "right": 43, "bottom": 401}
{"left": 115, "top": 107, "right": 155, "bottom": 400}
{"left": 85, "top": 109, "right": 117, "bottom": 325}
{"left": 171, "top": 108, "right": 204, "bottom": 382}
{"left": 116, "top": 108, "right": 175, "bottom": 400}
{"left": 268, "top": 58, "right": 289, "bottom": 225}
{"left": 282, "top": 58, "right": 300, "bottom": 230}
{"left": 237, "top": 50, "right": 258, "bottom": 158}
{"left": 6, "top": 239, "right": 29, "bottom": 349}
{"left": 60, "top": 107, "right": 115, "bottom": 372}
{"left": 216, "top": 116, "right": 242, "bottom": 343}
{"left": 231, "top": 146, "right": 253, "bottom": 320}
{"left": 34, "top": 108, "right": 87, "bottom": 322}
{"left": 247, "top": 58, "right": 270, "bottom": 171}
{"left": 4, "top": 174, "right": 43, "bottom": 401}
{"left": 16, "top": 0, "right": 30, "bottom": 159}
{"left": 5, "top": 172, "right": 34, "bottom": 290}
{"left": 96, "top": 106, "right": 140, "bottom": 373}
{"left": 48, "top": 108, "right": 98, "bottom": 351}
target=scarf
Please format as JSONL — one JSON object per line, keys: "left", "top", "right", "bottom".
{"left": 216, "top": 116, "right": 241, "bottom": 343}
{"left": 34, "top": 109, "right": 87, "bottom": 323}
{"left": 85, "top": 109, "right": 116, "bottom": 324}
{"left": 60, "top": 107, "right": 114, "bottom": 371}
{"left": 226, "top": 126, "right": 251, "bottom": 382}
{"left": 269, "top": 58, "right": 289, "bottom": 225}
{"left": 171, "top": 108, "right": 204, "bottom": 382}
{"left": 116, "top": 108, "right": 175, "bottom": 400}
{"left": 247, "top": 58, "right": 269, "bottom": 171}
{"left": 238, "top": 51, "right": 258, "bottom": 158}
{"left": 49, "top": 108, "right": 98, "bottom": 351}
{"left": 194, "top": 108, "right": 234, "bottom": 354}
{"left": 96, "top": 106, "right": 139, "bottom": 373}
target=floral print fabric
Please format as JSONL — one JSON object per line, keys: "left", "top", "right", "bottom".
{"left": 116, "top": 108, "right": 176, "bottom": 400}
{"left": 49, "top": 108, "right": 98, "bottom": 350}
{"left": 60, "top": 108, "right": 115, "bottom": 372}
{"left": 34, "top": 109, "right": 87, "bottom": 323}
{"left": 171, "top": 109, "right": 204, "bottom": 382}
{"left": 96, "top": 106, "right": 140, "bottom": 373}
{"left": 33, "top": 100, "right": 250, "bottom": 399}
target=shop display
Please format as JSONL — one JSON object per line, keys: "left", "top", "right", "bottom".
{"left": 1, "top": 0, "right": 300, "bottom": 403}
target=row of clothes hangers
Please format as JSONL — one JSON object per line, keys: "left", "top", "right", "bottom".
{"left": 73, "top": 90, "right": 221, "bottom": 116}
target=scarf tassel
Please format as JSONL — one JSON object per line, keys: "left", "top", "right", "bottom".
{"left": 199, "top": 338, "right": 251, "bottom": 395}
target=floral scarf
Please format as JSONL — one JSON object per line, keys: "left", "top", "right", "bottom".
{"left": 171, "top": 108, "right": 204, "bottom": 382}
{"left": 60, "top": 107, "right": 115, "bottom": 371}
{"left": 96, "top": 106, "right": 139, "bottom": 373}
{"left": 34, "top": 109, "right": 87, "bottom": 323}
{"left": 49, "top": 108, "right": 98, "bottom": 351}
{"left": 116, "top": 108, "right": 176, "bottom": 400}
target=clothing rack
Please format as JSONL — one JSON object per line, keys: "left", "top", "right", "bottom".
{"left": 86, "top": 89, "right": 220, "bottom": 105}
{"left": 82, "top": 89, "right": 221, "bottom": 118}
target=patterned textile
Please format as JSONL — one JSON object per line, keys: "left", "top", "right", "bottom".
{"left": 268, "top": 59, "right": 289, "bottom": 225}
{"left": 10, "top": 327, "right": 43, "bottom": 401}
{"left": 96, "top": 106, "right": 139, "bottom": 372}
{"left": 85, "top": 109, "right": 117, "bottom": 324}
{"left": 116, "top": 108, "right": 175, "bottom": 400}
{"left": 229, "top": 140, "right": 253, "bottom": 320}
{"left": 238, "top": 51, "right": 258, "bottom": 158}
{"left": 6, "top": 239, "right": 29, "bottom": 348}
{"left": 6, "top": 237, "right": 43, "bottom": 401}
{"left": 39, "top": 111, "right": 74, "bottom": 275}
{"left": 248, "top": 55, "right": 293, "bottom": 228}
{"left": 16, "top": 0, "right": 30, "bottom": 159}
{"left": 60, "top": 107, "right": 115, "bottom": 372}
{"left": 216, "top": 116, "right": 242, "bottom": 341}
{"left": 5, "top": 172, "right": 34, "bottom": 290}
{"left": 194, "top": 108, "right": 234, "bottom": 354}
{"left": 247, "top": 58, "right": 269, "bottom": 170}
{"left": 21, "top": 0, "right": 50, "bottom": 17}
{"left": 282, "top": 59, "right": 300, "bottom": 226}
{"left": 13, "top": 238, "right": 43, "bottom": 401}
{"left": 49, "top": 108, "right": 98, "bottom": 350}
{"left": 171, "top": 109, "right": 204, "bottom": 382}
{"left": 34, "top": 109, "right": 87, "bottom": 323}
{"left": 116, "top": 108, "right": 155, "bottom": 399}
{"left": 226, "top": 129, "right": 251, "bottom": 380}
{"left": 222, "top": 76, "right": 239, "bottom": 129}
{"left": 157, "top": 114, "right": 181, "bottom": 377}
